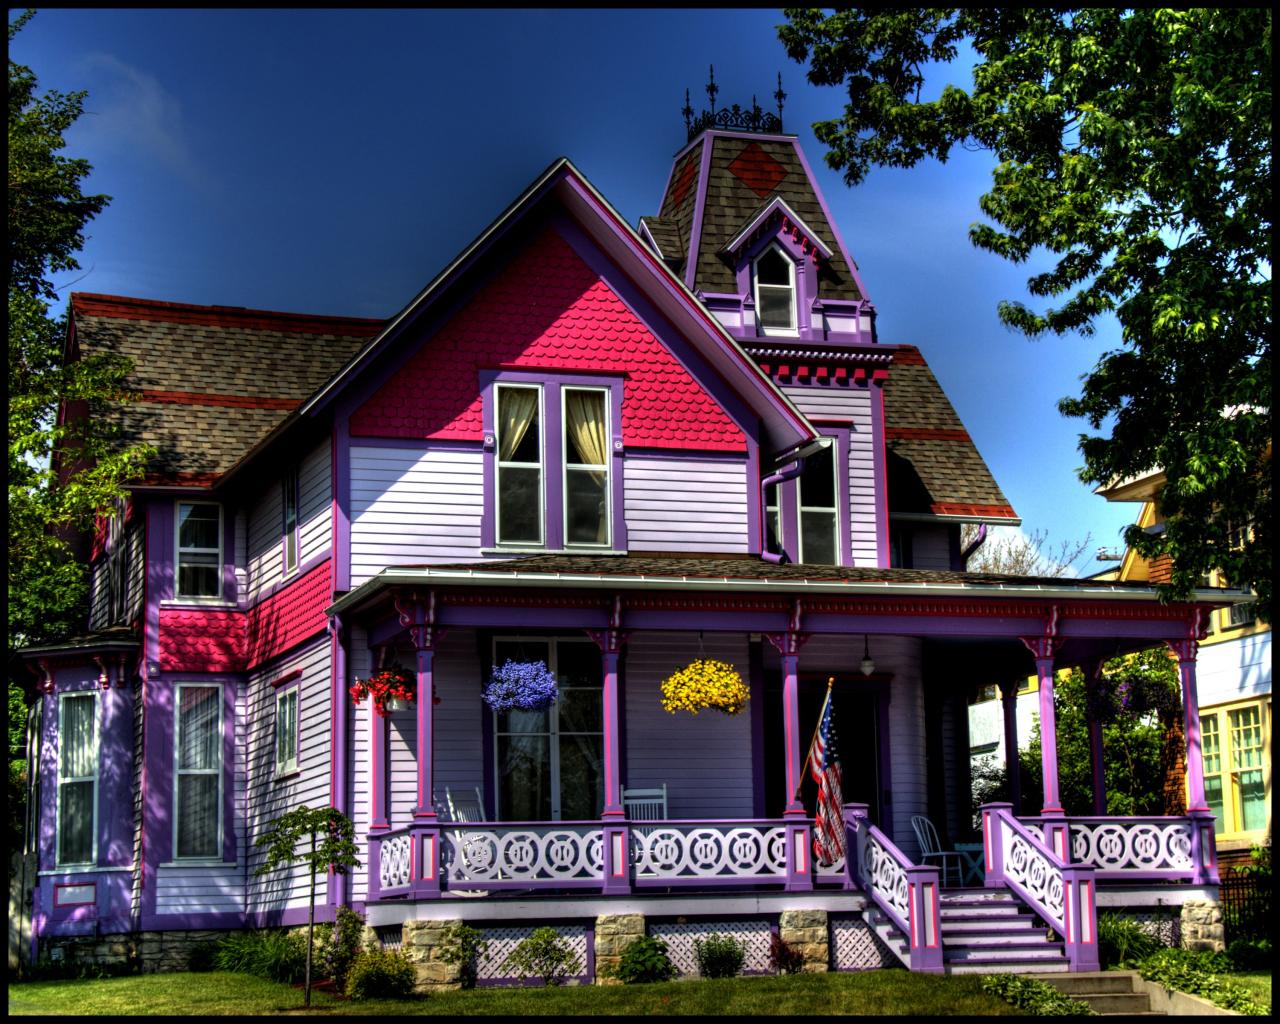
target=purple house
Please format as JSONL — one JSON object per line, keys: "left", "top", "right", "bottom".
{"left": 22, "top": 107, "right": 1231, "bottom": 981}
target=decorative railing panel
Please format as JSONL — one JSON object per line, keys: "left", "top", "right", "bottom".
{"left": 1020, "top": 815, "right": 1196, "bottom": 878}
{"left": 1002, "top": 825, "right": 1066, "bottom": 926}
{"left": 443, "top": 824, "right": 602, "bottom": 888}
{"left": 857, "top": 829, "right": 911, "bottom": 934}
{"left": 378, "top": 830, "right": 413, "bottom": 891}
{"left": 632, "top": 823, "right": 786, "bottom": 885}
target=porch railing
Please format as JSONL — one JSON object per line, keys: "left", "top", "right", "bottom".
{"left": 980, "top": 803, "right": 1099, "bottom": 971}
{"left": 368, "top": 816, "right": 847, "bottom": 900}
{"left": 1020, "top": 815, "right": 1214, "bottom": 882}
{"left": 844, "top": 802, "right": 943, "bottom": 973}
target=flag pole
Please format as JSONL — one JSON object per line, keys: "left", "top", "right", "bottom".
{"left": 795, "top": 676, "right": 835, "bottom": 803}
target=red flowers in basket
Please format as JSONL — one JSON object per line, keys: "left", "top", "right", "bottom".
{"left": 349, "top": 665, "right": 440, "bottom": 717}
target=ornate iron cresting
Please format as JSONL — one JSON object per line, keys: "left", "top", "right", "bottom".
{"left": 684, "top": 65, "right": 785, "bottom": 141}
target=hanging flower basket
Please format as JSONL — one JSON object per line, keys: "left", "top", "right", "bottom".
{"left": 350, "top": 665, "right": 438, "bottom": 718}
{"left": 484, "top": 660, "right": 558, "bottom": 713}
{"left": 661, "top": 658, "right": 750, "bottom": 716}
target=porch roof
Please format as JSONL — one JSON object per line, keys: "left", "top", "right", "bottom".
{"left": 327, "top": 554, "right": 1244, "bottom": 618}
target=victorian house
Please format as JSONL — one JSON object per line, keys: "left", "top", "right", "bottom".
{"left": 22, "top": 95, "right": 1239, "bottom": 979}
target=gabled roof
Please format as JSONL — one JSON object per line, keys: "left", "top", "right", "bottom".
{"left": 719, "top": 195, "right": 833, "bottom": 260}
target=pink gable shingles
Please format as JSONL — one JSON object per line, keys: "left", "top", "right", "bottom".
{"left": 350, "top": 227, "right": 746, "bottom": 451}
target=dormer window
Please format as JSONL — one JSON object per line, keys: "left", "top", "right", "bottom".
{"left": 496, "top": 384, "right": 544, "bottom": 545}
{"left": 754, "top": 245, "right": 796, "bottom": 333}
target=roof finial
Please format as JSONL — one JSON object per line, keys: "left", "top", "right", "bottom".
{"left": 706, "top": 64, "right": 719, "bottom": 112}
{"left": 775, "top": 71, "right": 787, "bottom": 129}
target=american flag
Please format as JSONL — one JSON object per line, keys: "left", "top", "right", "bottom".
{"left": 808, "top": 686, "right": 846, "bottom": 866}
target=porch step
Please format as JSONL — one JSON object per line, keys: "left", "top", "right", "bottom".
{"left": 863, "top": 907, "right": 912, "bottom": 969}
{"left": 940, "top": 888, "right": 1070, "bottom": 976}
{"left": 1025, "top": 972, "right": 1164, "bottom": 1015}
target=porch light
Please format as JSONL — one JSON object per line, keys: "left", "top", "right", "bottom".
{"left": 860, "top": 635, "right": 875, "bottom": 676}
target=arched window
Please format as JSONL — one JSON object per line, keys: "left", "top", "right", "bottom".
{"left": 753, "top": 245, "right": 796, "bottom": 332}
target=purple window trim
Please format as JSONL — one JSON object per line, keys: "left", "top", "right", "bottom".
{"left": 52, "top": 880, "right": 97, "bottom": 906}
{"left": 869, "top": 382, "right": 890, "bottom": 567}
{"left": 171, "top": 499, "right": 232, "bottom": 603}
{"left": 273, "top": 676, "right": 302, "bottom": 779}
{"left": 480, "top": 369, "right": 626, "bottom": 555}
{"left": 735, "top": 233, "right": 816, "bottom": 340}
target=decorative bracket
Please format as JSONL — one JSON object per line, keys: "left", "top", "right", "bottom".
{"left": 1166, "top": 607, "right": 1210, "bottom": 663}
{"left": 395, "top": 590, "right": 446, "bottom": 652}
{"left": 586, "top": 595, "right": 628, "bottom": 655}
{"left": 35, "top": 658, "right": 55, "bottom": 695}
{"left": 765, "top": 598, "right": 810, "bottom": 657}
{"left": 93, "top": 655, "right": 111, "bottom": 690}
{"left": 1019, "top": 604, "right": 1063, "bottom": 661}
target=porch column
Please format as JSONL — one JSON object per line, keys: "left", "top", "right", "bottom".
{"left": 1085, "top": 661, "right": 1107, "bottom": 815}
{"left": 588, "top": 597, "right": 628, "bottom": 819}
{"left": 369, "top": 654, "right": 389, "bottom": 830}
{"left": 398, "top": 592, "right": 444, "bottom": 821}
{"left": 766, "top": 601, "right": 809, "bottom": 818}
{"left": 997, "top": 678, "right": 1022, "bottom": 813}
{"left": 1020, "top": 630, "right": 1064, "bottom": 816}
{"left": 1167, "top": 635, "right": 1210, "bottom": 814}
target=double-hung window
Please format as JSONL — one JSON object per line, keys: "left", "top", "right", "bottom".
{"left": 176, "top": 502, "right": 222, "bottom": 598}
{"left": 495, "top": 384, "right": 544, "bottom": 546}
{"left": 798, "top": 442, "right": 838, "bottom": 564}
{"left": 282, "top": 466, "right": 299, "bottom": 575}
{"left": 175, "top": 684, "right": 223, "bottom": 859}
{"left": 57, "top": 692, "right": 97, "bottom": 865}
{"left": 764, "top": 483, "right": 781, "bottom": 555}
{"left": 275, "top": 686, "right": 299, "bottom": 777}
{"left": 1201, "top": 699, "right": 1270, "bottom": 837}
{"left": 754, "top": 245, "right": 796, "bottom": 333}
{"left": 563, "top": 388, "right": 610, "bottom": 547}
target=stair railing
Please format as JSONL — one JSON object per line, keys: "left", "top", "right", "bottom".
{"left": 980, "top": 802, "right": 1100, "bottom": 971}
{"left": 845, "top": 803, "right": 944, "bottom": 973}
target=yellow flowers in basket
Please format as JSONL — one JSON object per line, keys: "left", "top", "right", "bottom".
{"left": 660, "top": 658, "right": 750, "bottom": 716}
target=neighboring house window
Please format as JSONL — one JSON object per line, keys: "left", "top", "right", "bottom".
{"left": 492, "top": 638, "right": 602, "bottom": 821}
{"left": 176, "top": 502, "right": 222, "bottom": 598}
{"left": 754, "top": 245, "right": 796, "bottom": 333}
{"left": 57, "top": 692, "right": 97, "bottom": 866}
{"left": 495, "top": 384, "right": 543, "bottom": 545}
{"left": 1227, "top": 601, "right": 1257, "bottom": 627}
{"left": 282, "top": 466, "right": 299, "bottom": 575}
{"left": 1201, "top": 699, "right": 1271, "bottom": 837}
{"left": 175, "top": 684, "right": 223, "bottom": 858}
{"left": 563, "top": 388, "right": 610, "bottom": 547}
{"left": 798, "top": 442, "right": 838, "bottom": 564}
{"left": 275, "top": 686, "right": 299, "bottom": 776}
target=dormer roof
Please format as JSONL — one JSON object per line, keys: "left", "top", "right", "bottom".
{"left": 719, "top": 196, "right": 833, "bottom": 262}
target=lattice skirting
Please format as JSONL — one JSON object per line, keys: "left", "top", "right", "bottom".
{"left": 831, "top": 917, "right": 899, "bottom": 971}
{"left": 1126, "top": 912, "right": 1181, "bottom": 948}
{"left": 475, "top": 924, "right": 590, "bottom": 984}
{"left": 648, "top": 920, "right": 773, "bottom": 976}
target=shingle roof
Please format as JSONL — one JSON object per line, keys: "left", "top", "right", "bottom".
{"left": 638, "top": 216, "right": 685, "bottom": 269}
{"left": 882, "top": 346, "right": 1016, "bottom": 520}
{"left": 693, "top": 135, "right": 862, "bottom": 301}
{"left": 71, "top": 294, "right": 382, "bottom": 484}
{"left": 654, "top": 140, "right": 704, "bottom": 279}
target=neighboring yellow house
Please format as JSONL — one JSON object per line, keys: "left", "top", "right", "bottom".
{"left": 1099, "top": 471, "right": 1271, "bottom": 861}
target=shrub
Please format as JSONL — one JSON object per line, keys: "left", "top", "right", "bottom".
{"left": 345, "top": 946, "right": 417, "bottom": 1000}
{"left": 324, "top": 907, "right": 366, "bottom": 992}
{"left": 981, "top": 974, "right": 1095, "bottom": 1015}
{"left": 769, "top": 933, "right": 805, "bottom": 975}
{"left": 186, "top": 940, "right": 219, "bottom": 973}
{"left": 692, "top": 933, "right": 746, "bottom": 979}
{"left": 502, "top": 927, "right": 582, "bottom": 987}
{"left": 1227, "top": 936, "right": 1272, "bottom": 971}
{"left": 614, "top": 936, "right": 677, "bottom": 984}
{"left": 1096, "top": 913, "right": 1164, "bottom": 968}
{"left": 1137, "top": 948, "right": 1267, "bottom": 1015}
{"left": 437, "top": 922, "right": 489, "bottom": 989}
{"left": 213, "top": 928, "right": 307, "bottom": 983}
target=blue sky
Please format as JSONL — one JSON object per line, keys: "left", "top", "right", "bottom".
{"left": 14, "top": 8, "right": 1139, "bottom": 573}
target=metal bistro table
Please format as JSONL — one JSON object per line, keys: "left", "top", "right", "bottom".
{"left": 954, "top": 843, "right": 985, "bottom": 887}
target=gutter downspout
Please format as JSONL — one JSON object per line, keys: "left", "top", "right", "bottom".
{"left": 960, "top": 523, "right": 988, "bottom": 568}
{"left": 760, "top": 437, "right": 831, "bottom": 564}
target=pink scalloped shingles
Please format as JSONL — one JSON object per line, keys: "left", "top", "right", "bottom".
{"left": 350, "top": 228, "right": 745, "bottom": 451}
{"left": 158, "top": 609, "right": 246, "bottom": 672}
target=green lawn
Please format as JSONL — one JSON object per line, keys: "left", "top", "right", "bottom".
{"left": 1231, "top": 972, "right": 1271, "bottom": 1012}
{"left": 9, "top": 969, "right": 1021, "bottom": 1016}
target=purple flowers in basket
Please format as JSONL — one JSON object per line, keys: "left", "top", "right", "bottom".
{"left": 483, "top": 660, "right": 559, "bottom": 712}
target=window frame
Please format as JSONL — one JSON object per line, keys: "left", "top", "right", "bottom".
{"left": 174, "top": 501, "right": 224, "bottom": 600}
{"left": 796, "top": 440, "right": 840, "bottom": 565}
{"left": 56, "top": 690, "right": 99, "bottom": 868}
{"left": 172, "top": 681, "right": 226, "bottom": 862}
{"left": 1200, "top": 697, "right": 1271, "bottom": 839}
{"left": 105, "top": 500, "right": 128, "bottom": 623}
{"left": 274, "top": 683, "right": 300, "bottom": 778}
{"left": 494, "top": 382, "right": 546, "bottom": 549}
{"left": 282, "top": 465, "right": 299, "bottom": 577}
{"left": 560, "top": 385, "right": 612, "bottom": 550}
{"left": 752, "top": 243, "right": 798, "bottom": 336}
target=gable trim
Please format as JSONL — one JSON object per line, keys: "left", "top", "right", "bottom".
{"left": 721, "top": 197, "right": 834, "bottom": 260}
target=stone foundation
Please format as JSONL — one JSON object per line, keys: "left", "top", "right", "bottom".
{"left": 778, "top": 909, "right": 830, "bottom": 972}
{"left": 594, "top": 913, "right": 645, "bottom": 984}
{"left": 1179, "top": 899, "right": 1226, "bottom": 953}
{"left": 41, "top": 929, "right": 233, "bottom": 973}
{"left": 400, "top": 918, "right": 463, "bottom": 992}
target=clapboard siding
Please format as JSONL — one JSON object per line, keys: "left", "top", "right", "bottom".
{"left": 88, "top": 518, "right": 146, "bottom": 630}
{"left": 130, "top": 680, "right": 144, "bottom": 921}
{"left": 348, "top": 628, "right": 372, "bottom": 903}
{"left": 624, "top": 458, "right": 750, "bottom": 553}
{"left": 623, "top": 633, "right": 754, "bottom": 818}
{"left": 773, "top": 633, "right": 926, "bottom": 856}
{"left": 247, "top": 438, "right": 332, "bottom": 603}
{"left": 350, "top": 445, "right": 484, "bottom": 583}
{"left": 782, "top": 384, "right": 879, "bottom": 566}
{"left": 154, "top": 680, "right": 248, "bottom": 916}
{"left": 245, "top": 639, "right": 332, "bottom": 910}
{"left": 912, "top": 525, "right": 951, "bottom": 570}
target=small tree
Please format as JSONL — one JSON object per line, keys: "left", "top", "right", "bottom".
{"left": 502, "top": 927, "right": 581, "bottom": 987}
{"left": 255, "top": 806, "right": 360, "bottom": 1008}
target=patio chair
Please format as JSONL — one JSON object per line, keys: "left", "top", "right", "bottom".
{"left": 443, "top": 786, "right": 491, "bottom": 896}
{"left": 911, "top": 815, "right": 964, "bottom": 887}
{"left": 621, "top": 784, "right": 668, "bottom": 822}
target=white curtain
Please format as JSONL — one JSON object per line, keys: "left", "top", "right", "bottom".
{"left": 178, "top": 687, "right": 220, "bottom": 857}
{"left": 276, "top": 690, "right": 297, "bottom": 768}
{"left": 499, "top": 388, "right": 538, "bottom": 462}
{"left": 58, "top": 695, "right": 95, "bottom": 864}
{"left": 565, "top": 391, "right": 607, "bottom": 471}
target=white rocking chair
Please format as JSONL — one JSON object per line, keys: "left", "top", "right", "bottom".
{"left": 621, "top": 783, "right": 668, "bottom": 821}
{"left": 441, "top": 786, "right": 491, "bottom": 896}
{"left": 911, "top": 814, "right": 963, "bottom": 887}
